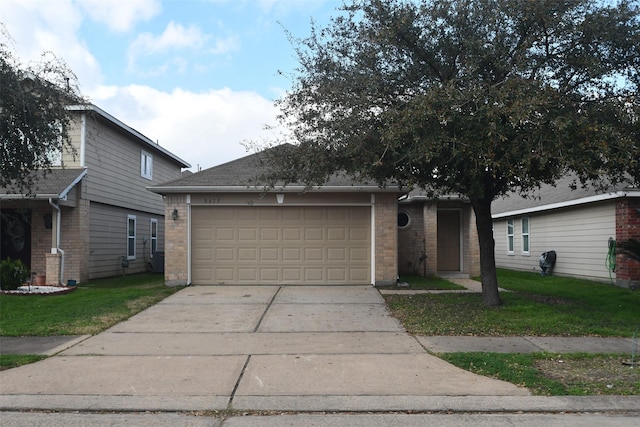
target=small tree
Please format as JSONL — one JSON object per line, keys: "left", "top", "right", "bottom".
{"left": 264, "top": 0, "right": 640, "bottom": 306}
{"left": 0, "top": 26, "right": 86, "bottom": 194}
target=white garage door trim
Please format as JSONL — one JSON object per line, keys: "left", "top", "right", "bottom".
{"left": 189, "top": 203, "right": 373, "bottom": 285}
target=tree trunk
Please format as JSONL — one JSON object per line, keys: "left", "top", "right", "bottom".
{"left": 471, "top": 197, "right": 503, "bottom": 306}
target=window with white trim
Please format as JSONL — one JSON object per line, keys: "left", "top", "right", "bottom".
{"left": 507, "top": 218, "right": 514, "bottom": 254}
{"left": 150, "top": 218, "right": 158, "bottom": 258}
{"left": 141, "top": 150, "right": 153, "bottom": 179}
{"left": 521, "top": 217, "right": 530, "bottom": 254}
{"left": 127, "top": 215, "right": 136, "bottom": 260}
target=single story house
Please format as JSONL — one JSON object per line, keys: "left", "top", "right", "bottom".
{"left": 491, "top": 176, "right": 640, "bottom": 288}
{"left": 150, "top": 148, "right": 406, "bottom": 286}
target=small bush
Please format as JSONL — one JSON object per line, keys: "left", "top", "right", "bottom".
{"left": 0, "top": 258, "right": 29, "bottom": 290}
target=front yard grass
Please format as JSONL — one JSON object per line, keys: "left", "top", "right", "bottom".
{"left": 388, "top": 269, "right": 640, "bottom": 337}
{"left": 398, "top": 275, "right": 466, "bottom": 290}
{"left": 390, "top": 269, "right": 640, "bottom": 396}
{"left": 0, "top": 273, "right": 180, "bottom": 336}
{"left": 440, "top": 352, "right": 640, "bottom": 396}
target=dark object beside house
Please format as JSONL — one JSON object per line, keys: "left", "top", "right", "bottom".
{"left": 152, "top": 251, "right": 165, "bottom": 273}
{"left": 539, "top": 251, "right": 557, "bottom": 276}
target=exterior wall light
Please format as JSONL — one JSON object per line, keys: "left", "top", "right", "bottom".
{"left": 172, "top": 208, "right": 179, "bottom": 221}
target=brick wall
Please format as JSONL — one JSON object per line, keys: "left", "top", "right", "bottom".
{"left": 423, "top": 203, "right": 438, "bottom": 275}
{"left": 397, "top": 203, "right": 426, "bottom": 276}
{"left": 164, "top": 194, "right": 189, "bottom": 286}
{"left": 375, "top": 193, "right": 398, "bottom": 285}
{"left": 616, "top": 198, "right": 640, "bottom": 286}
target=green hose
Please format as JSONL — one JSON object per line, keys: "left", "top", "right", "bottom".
{"left": 606, "top": 237, "right": 617, "bottom": 285}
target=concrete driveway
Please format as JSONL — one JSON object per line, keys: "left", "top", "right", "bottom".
{"left": 0, "top": 285, "right": 528, "bottom": 412}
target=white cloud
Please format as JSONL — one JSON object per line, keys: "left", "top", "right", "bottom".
{"left": 77, "top": 0, "right": 162, "bottom": 33}
{"left": 131, "top": 21, "right": 209, "bottom": 55}
{"left": 90, "top": 85, "right": 281, "bottom": 170}
{"left": 127, "top": 21, "right": 237, "bottom": 74}
{"left": 0, "top": 0, "right": 103, "bottom": 91}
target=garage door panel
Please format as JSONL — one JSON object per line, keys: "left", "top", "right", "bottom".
{"left": 216, "top": 248, "right": 234, "bottom": 261}
{"left": 192, "top": 206, "right": 370, "bottom": 285}
{"left": 216, "top": 228, "right": 234, "bottom": 240}
{"left": 238, "top": 228, "right": 257, "bottom": 241}
{"left": 305, "top": 228, "right": 323, "bottom": 240}
{"left": 283, "top": 248, "right": 301, "bottom": 261}
{"left": 238, "top": 269, "right": 256, "bottom": 281}
{"left": 283, "top": 228, "right": 301, "bottom": 241}
{"left": 327, "top": 248, "right": 346, "bottom": 261}
{"left": 260, "top": 228, "right": 279, "bottom": 240}
{"left": 238, "top": 248, "right": 257, "bottom": 261}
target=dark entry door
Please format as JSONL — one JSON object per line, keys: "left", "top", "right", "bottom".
{"left": 0, "top": 209, "right": 32, "bottom": 269}
{"left": 437, "top": 209, "right": 460, "bottom": 271}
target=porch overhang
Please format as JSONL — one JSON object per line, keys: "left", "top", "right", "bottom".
{"left": 0, "top": 168, "right": 87, "bottom": 200}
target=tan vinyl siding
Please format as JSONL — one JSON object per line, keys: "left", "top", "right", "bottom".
{"left": 81, "top": 115, "right": 182, "bottom": 214}
{"left": 89, "top": 202, "right": 165, "bottom": 279}
{"left": 494, "top": 201, "right": 616, "bottom": 281}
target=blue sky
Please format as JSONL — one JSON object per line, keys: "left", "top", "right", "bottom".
{"left": 1, "top": 0, "right": 341, "bottom": 170}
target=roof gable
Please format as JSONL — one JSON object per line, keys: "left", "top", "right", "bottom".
{"left": 150, "top": 145, "right": 400, "bottom": 193}
{"left": 492, "top": 175, "right": 638, "bottom": 218}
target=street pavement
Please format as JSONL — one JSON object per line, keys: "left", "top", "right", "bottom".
{"left": 1, "top": 281, "right": 639, "bottom": 425}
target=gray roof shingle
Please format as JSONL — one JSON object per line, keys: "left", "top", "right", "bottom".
{"left": 0, "top": 168, "right": 87, "bottom": 199}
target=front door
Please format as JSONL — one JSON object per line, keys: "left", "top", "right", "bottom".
{"left": 0, "top": 209, "right": 32, "bottom": 269}
{"left": 437, "top": 209, "right": 461, "bottom": 271}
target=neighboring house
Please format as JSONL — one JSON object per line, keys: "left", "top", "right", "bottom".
{"left": 149, "top": 149, "right": 402, "bottom": 286}
{"left": 491, "top": 176, "right": 640, "bottom": 288}
{"left": 0, "top": 104, "right": 190, "bottom": 285}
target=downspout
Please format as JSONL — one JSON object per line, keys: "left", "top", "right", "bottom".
{"left": 48, "top": 198, "right": 65, "bottom": 285}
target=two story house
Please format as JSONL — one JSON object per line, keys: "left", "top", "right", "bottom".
{"left": 0, "top": 104, "right": 190, "bottom": 285}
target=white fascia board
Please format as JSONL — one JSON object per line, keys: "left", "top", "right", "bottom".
{"left": 58, "top": 168, "right": 88, "bottom": 199}
{"left": 67, "top": 104, "right": 191, "bottom": 168}
{"left": 148, "top": 185, "right": 402, "bottom": 194}
{"left": 492, "top": 191, "right": 639, "bottom": 219}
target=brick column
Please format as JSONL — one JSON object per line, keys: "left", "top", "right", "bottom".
{"left": 616, "top": 198, "right": 640, "bottom": 288}
{"left": 467, "top": 206, "right": 480, "bottom": 277}
{"left": 423, "top": 203, "right": 438, "bottom": 275}
{"left": 45, "top": 252, "right": 61, "bottom": 285}
{"left": 375, "top": 193, "right": 398, "bottom": 285}
{"left": 165, "top": 194, "right": 189, "bottom": 286}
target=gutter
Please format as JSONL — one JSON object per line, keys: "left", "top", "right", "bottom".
{"left": 148, "top": 185, "right": 404, "bottom": 194}
{"left": 48, "top": 198, "right": 65, "bottom": 285}
{"left": 492, "top": 191, "right": 639, "bottom": 219}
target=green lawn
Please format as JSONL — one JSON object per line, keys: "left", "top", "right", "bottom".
{"left": 398, "top": 275, "right": 466, "bottom": 290}
{"left": 387, "top": 269, "right": 640, "bottom": 337}
{"left": 0, "top": 273, "right": 180, "bottom": 336}
{"left": 440, "top": 352, "right": 640, "bottom": 396}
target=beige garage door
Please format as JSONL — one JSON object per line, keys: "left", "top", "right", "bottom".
{"left": 191, "top": 206, "right": 371, "bottom": 285}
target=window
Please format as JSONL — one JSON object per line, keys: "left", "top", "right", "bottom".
{"left": 507, "top": 218, "right": 514, "bottom": 254}
{"left": 141, "top": 150, "right": 153, "bottom": 179}
{"left": 150, "top": 218, "right": 158, "bottom": 258}
{"left": 521, "top": 217, "right": 530, "bottom": 254}
{"left": 127, "top": 215, "right": 136, "bottom": 259}
{"left": 397, "top": 211, "right": 410, "bottom": 228}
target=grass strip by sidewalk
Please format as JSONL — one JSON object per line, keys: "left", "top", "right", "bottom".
{"left": 0, "top": 273, "right": 180, "bottom": 336}
{"left": 386, "top": 269, "right": 640, "bottom": 337}
{"left": 0, "top": 355, "right": 47, "bottom": 371}
{"left": 440, "top": 352, "right": 640, "bottom": 396}
{"left": 398, "top": 275, "right": 466, "bottom": 290}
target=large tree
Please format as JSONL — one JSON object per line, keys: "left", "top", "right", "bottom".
{"left": 1, "top": 27, "right": 85, "bottom": 193}
{"left": 263, "top": 0, "right": 640, "bottom": 305}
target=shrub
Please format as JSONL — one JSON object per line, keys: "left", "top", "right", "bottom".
{"left": 0, "top": 258, "right": 29, "bottom": 291}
